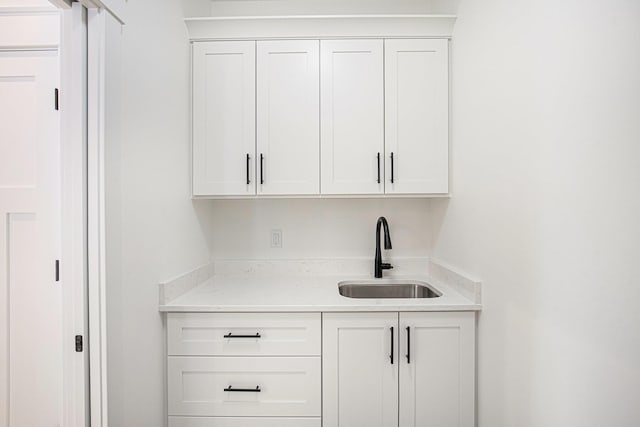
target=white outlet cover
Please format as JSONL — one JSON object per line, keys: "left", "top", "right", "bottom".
{"left": 270, "top": 229, "right": 282, "bottom": 248}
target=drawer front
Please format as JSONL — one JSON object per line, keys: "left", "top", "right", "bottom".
{"left": 168, "top": 313, "right": 321, "bottom": 356}
{"left": 168, "top": 356, "right": 321, "bottom": 417}
{"left": 169, "top": 417, "right": 321, "bottom": 427}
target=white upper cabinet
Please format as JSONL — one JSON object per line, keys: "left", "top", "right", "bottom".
{"left": 385, "top": 39, "right": 449, "bottom": 194}
{"left": 320, "top": 40, "right": 384, "bottom": 195}
{"left": 192, "top": 41, "right": 256, "bottom": 196}
{"left": 191, "top": 34, "right": 450, "bottom": 197}
{"left": 257, "top": 40, "right": 320, "bottom": 195}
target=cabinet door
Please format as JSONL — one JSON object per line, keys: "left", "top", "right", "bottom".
{"left": 192, "top": 41, "right": 256, "bottom": 196}
{"left": 257, "top": 40, "right": 319, "bottom": 195}
{"left": 385, "top": 39, "right": 449, "bottom": 194}
{"left": 323, "top": 312, "right": 398, "bottom": 427}
{"left": 399, "top": 312, "right": 475, "bottom": 427}
{"left": 320, "top": 40, "right": 384, "bottom": 195}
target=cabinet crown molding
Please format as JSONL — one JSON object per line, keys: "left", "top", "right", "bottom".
{"left": 185, "top": 15, "right": 456, "bottom": 40}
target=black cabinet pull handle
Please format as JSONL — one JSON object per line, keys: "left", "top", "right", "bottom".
{"left": 224, "top": 385, "right": 261, "bottom": 392}
{"left": 390, "top": 152, "right": 395, "bottom": 184}
{"left": 260, "top": 153, "right": 264, "bottom": 185}
{"left": 406, "top": 326, "right": 410, "bottom": 364}
{"left": 390, "top": 326, "right": 394, "bottom": 364}
{"left": 377, "top": 152, "right": 381, "bottom": 184}
{"left": 224, "top": 333, "right": 261, "bottom": 339}
{"left": 246, "top": 153, "right": 250, "bottom": 185}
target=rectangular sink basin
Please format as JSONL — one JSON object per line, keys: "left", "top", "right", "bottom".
{"left": 338, "top": 280, "right": 442, "bottom": 299}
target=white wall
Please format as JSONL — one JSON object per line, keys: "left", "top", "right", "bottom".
{"left": 105, "top": 0, "right": 213, "bottom": 425}
{"left": 209, "top": 199, "right": 431, "bottom": 260}
{"left": 432, "top": 0, "right": 640, "bottom": 425}
{"left": 103, "top": 10, "right": 124, "bottom": 427}
{"left": 107, "top": 0, "right": 640, "bottom": 425}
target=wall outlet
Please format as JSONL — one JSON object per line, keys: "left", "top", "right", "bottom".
{"left": 270, "top": 229, "right": 282, "bottom": 248}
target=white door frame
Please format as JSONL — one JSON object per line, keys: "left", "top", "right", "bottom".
{"left": 60, "top": 4, "right": 91, "bottom": 426}
{"left": 45, "top": 1, "right": 123, "bottom": 425}
{"left": 86, "top": 7, "right": 109, "bottom": 426}
{"left": 84, "top": 4, "right": 125, "bottom": 427}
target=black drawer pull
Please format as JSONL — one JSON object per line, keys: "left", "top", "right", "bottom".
{"left": 223, "top": 333, "right": 261, "bottom": 339}
{"left": 224, "top": 385, "right": 261, "bottom": 392}
{"left": 246, "top": 153, "right": 250, "bottom": 185}
{"left": 260, "top": 153, "right": 264, "bottom": 185}
{"left": 377, "top": 152, "right": 381, "bottom": 184}
{"left": 390, "top": 152, "right": 395, "bottom": 184}
{"left": 406, "top": 326, "right": 410, "bottom": 364}
{"left": 390, "top": 326, "right": 394, "bottom": 364}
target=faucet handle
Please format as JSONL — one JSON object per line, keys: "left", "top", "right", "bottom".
{"left": 381, "top": 263, "right": 393, "bottom": 270}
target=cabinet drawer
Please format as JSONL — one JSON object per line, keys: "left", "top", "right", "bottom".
{"left": 169, "top": 417, "right": 321, "bottom": 427}
{"left": 168, "top": 356, "right": 321, "bottom": 417}
{"left": 167, "top": 313, "right": 321, "bottom": 356}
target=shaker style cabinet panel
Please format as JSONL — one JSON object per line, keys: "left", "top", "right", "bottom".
{"left": 192, "top": 41, "right": 256, "bottom": 196}
{"left": 322, "top": 312, "right": 399, "bottom": 427}
{"left": 320, "top": 40, "right": 385, "bottom": 195}
{"left": 257, "top": 40, "right": 320, "bottom": 195}
{"left": 385, "top": 39, "right": 449, "bottom": 194}
{"left": 168, "top": 356, "right": 321, "bottom": 417}
{"left": 167, "top": 313, "right": 322, "bottom": 425}
{"left": 167, "top": 312, "right": 321, "bottom": 356}
{"left": 191, "top": 37, "right": 449, "bottom": 197}
{"left": 399, "top": 312, "right": 475, "bottom": 427}
{"left": 323, "top": 311, "right": 475, "bottom": 427}
{"left": 169, "top": 417, "right": 321, "bottom": 427}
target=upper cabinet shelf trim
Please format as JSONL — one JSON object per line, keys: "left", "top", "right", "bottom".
{"left": 184, "top": 15, "right": 457, "bottom": 40}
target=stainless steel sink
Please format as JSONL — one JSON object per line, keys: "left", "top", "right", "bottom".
{"left": 338, "top": 280, "right": 442, "bottom": 299}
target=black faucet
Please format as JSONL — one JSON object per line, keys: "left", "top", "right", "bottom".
{"left": 374, "top": 216, "right": 393, "bottom": 278}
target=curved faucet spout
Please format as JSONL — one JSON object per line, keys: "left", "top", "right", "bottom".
{"left": 377, "top": 217, "right": 392, "bottom": 249}
{"left": 375, "top": 217, "right": 394, "bottom": 278}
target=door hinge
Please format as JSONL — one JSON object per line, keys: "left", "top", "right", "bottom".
{"left": 54, "top": 88, "right": 59, "bottom": 110}
{"left": 55, "top": 259, "right": 60, "bottom": 282}
{"left": 75, "top": 335, "right": 83, "bottom": 352}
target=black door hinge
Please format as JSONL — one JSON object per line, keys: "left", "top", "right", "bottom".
{"left": 75, "top": 335, "right": 83, "bottom": 352}
{"left": 55, "top": 259, "right": 60, "bottom": 282}
{"left": 55, "top": 88, "right": 59, "bottom": 110}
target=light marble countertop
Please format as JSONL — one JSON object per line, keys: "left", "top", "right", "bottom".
{"left": 159, "top": 259, "right": 481, "bottom": 312}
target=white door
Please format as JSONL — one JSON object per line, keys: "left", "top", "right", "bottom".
{"left": 320, "top": 39, "right": 384, "bottom": 195}
{"left": 323, "top": 312, "right": 398, "bottom": 427}
{"left": 385, "top": 39, "right": 449, "bottom": 194}
{"left": 399, "top": 312, "right": 475, "bottom": 427}
{"left": 257, "top": 40, "right": 319, "bottom": 195}
{"left": 0, "top": 51, "right": 62, "bottom": 426}
{"left": 192, "top": 41, "right": 256, "bottom": 196}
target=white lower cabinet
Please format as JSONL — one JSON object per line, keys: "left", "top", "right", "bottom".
{"left": 323, "top": 311, "right": 476, "bottom": 427}
{"left": 168, "top": 356, "right": 320, "bottom": 417}
{"left": 399, "top": 312, "right": 475, "bottom": 427}
{"left": 168, "top": 417, "right": 321, "bottom": 427}
{"left": 167, "top": 311, "right": 474, "bottom": 426}
{"left": 322, "top": 313, "right": 398, "bottom": 427}
{"left": 167, "top": 312, "right": 321, "bottom": 356}
{"left": 167, "top": 313, "right": 322, "bottom": 424}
